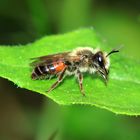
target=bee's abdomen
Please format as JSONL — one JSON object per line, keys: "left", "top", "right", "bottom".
{"left": 31, "top": 62, "right": 66, "bottom": 79}
{"left": 31, "top": 65, "right": 50, "bottom": 79}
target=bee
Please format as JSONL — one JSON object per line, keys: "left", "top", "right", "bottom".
{"left": 30, "top": 47, "right": 119, "bottom": 96}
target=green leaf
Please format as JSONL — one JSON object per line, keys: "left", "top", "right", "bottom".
{"left": 0, "top": 28, "right": 140, "bottom": 115}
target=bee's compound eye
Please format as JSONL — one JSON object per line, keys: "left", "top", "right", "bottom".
{"left": 98, "top": 56, "right": 102, "bottom": 62}
{"left": 94, "top": 53, "right": 104, "bottom": 67}
{"left": 98, "top": 55, "right": 104, "bottom": 67}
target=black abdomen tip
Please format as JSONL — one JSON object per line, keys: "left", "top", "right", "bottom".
{"left": 31, "top": 72, "right": 38, "bottom": 79}
{"left": 31, "top": 65, "right": 50, "bottom": 79}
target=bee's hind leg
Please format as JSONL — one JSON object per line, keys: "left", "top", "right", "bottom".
{"left": 47, "top": 66, "right": 67, "bottom": 93}
{"left": 76, "top": 70, "right": 85, "bottom": 96}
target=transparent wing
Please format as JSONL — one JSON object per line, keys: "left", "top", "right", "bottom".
{"left": 30, "top": 52, "right": 81, "bottom": 66}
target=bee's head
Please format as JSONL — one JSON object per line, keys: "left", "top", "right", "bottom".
{"left": 92, "top": 48, "right": 119, "bottom": 81}
{"left": 92, "top": 51, "right": 109, "bottom": 81}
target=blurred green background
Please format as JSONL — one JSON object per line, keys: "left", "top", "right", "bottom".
{"left": 0, "top": 0, "right": 140, "bottom": 140}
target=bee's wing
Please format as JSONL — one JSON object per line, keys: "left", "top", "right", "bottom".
{"left": 30, "top": 52, "right": 81, "bottom": 66}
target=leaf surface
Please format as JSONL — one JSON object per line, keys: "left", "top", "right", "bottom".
{"left": 0, "top": 28, "right": 140, "bottom": 115}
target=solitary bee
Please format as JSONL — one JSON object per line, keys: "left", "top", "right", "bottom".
{"left": 31, "top": 47, "right": 119, "bottom": 95}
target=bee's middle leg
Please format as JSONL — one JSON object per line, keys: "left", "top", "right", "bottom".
{"left": 76, "top": 70, "right": 85, "bottom": 96}
{"left": 47, "top": 67, "right": 67, "bottom": 93}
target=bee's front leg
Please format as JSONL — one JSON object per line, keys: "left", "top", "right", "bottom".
{"left": 76, "top": 70, "right": 85, "bottom": 96}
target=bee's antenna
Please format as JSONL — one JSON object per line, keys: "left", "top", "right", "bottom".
{"left": 106, "top": 49, "right": 119, "bottom": 57}
{"left": 106, "top": 45, "right": 123, "bottom": 57}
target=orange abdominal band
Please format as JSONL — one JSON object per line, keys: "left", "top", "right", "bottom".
{"left": 53, "top": 61, "right": 66, "bottom": 72}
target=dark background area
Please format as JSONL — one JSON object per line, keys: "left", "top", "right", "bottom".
{"left": 0, "top": 0, "right": 140, "bottom": 140}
